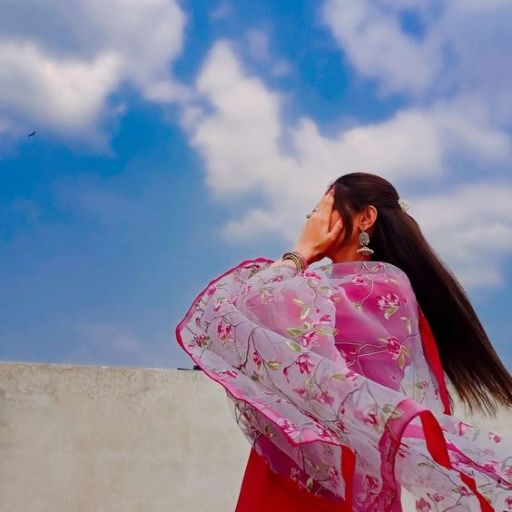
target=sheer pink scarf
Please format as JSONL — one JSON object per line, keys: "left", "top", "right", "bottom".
{"left": 176, "top": 258, "right": 511, "bottom": 511}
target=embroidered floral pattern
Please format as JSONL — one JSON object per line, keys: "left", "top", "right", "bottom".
{"left": 176, "top": 258, "right": 512, "bottom": 511}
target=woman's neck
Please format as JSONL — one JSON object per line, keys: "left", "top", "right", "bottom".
{"left": 329, "top": 245, "right": 371, "bottom": 264}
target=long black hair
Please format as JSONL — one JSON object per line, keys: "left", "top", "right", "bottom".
{"left": 332, "top": 172, "right": 512, "bottom": 416}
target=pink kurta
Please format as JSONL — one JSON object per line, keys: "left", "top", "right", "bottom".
{"left": 176, "top": 258, "right": 512, "bottom": 511}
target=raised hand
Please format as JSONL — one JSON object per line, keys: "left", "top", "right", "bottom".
{"left": 292, "top": 187, "right": 344, "bottom": 264}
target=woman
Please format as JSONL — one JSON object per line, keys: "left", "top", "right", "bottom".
{"left": 176, "top": 172, "right": 512, "bottom": 511}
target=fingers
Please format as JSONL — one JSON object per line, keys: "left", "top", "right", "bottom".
{"left": 306, "top": 190, "right": 335, "bottom": 227}
{"left": 316, "top": 188, "right": 335, "bottom": 223}
{"left": 327, "top": 218, "right": 343, "bottom": 240}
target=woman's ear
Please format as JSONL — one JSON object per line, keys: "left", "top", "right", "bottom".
{"left": 361, "top": 205, "right": 378, "bottom": 231}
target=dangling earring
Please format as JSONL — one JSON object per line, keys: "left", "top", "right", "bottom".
{"left": 356, "top": 227, "right": 374, "bottom": 256}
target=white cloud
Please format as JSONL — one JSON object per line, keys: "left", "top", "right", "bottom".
{"left": 430, "top": 96, "right": 511, "bottom": 162}
{"left": 0, "top": 0, "right": 189, "bottom": 152}
{"left": 183, "top": 44, "right": 507, "bottom": 225}
{"left": 321, "top": 0, "right": 512, "bottom": 118}
{"left": 289, "top": 111, "right": 443, "bottom": 179}
{"left": 178, "top": 36, "right": 512, "bottom": 289}
{"left": 186, "top": 2, "right": 512, "bottom": 290}
{"left": 181, "top": 40, "right": 296, "bottom": 198}
{"left": 0, "top": 40, "right": 121, "bottom": 150}
{"left": 316, "top": 0, "right": 512, "bottom": 287}
{"left": 321, "top": 0, "right": 441, "bottom": 96}
{"left": 245, "top": 29, "right": 291, "bottom": 76}
{"left": 412, "top": 183, "right": 512, "bottom": 288}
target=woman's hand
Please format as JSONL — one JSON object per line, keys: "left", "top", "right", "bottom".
{"left": 292, "top": 187, "right": 344, "bottom": 263}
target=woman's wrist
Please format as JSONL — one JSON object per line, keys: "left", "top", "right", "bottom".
{"left": 282, "top": 251, "right": 308, "bottom": 272}
{"left": 291, "top": 245, "right": 317, "bottom": 264}
{"left": 268, "top": 246, "right": 317, "bottom": 271}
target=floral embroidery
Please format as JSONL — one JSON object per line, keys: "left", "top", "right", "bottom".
{"left": 376, "top": 292, "right": 403, "bottom": 319}
{"left": 385, "top": 336, "right": 402, "bottom": 358}
{"left": 489, "top": 432, "right": 502, "bottom": 443}
{"left": 313, "top": 388, "right": 335, "bottom": 406}
{"left": 352, "top": 274, "right": 367, "bottom": 285}
{"left": 176, "top": 258, "right": 512, "bottom": 510}
{"left": 415, "top": 497, "right": 431, "bottom": 511}
{"left": 432, "top": 493, "right": 444, "bottom": 502}
{"left": 217, "top": 320, "right": 232, "bottom": 343}
{"left": 252, "top": 351, "right": 262, "bottom": 368}
{"left": 296, "top": 354, "right": 314, "bottom": 374}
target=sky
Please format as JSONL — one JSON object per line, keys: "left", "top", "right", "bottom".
{"left": 0, "top": 0, "right": 511, "bottom": 371}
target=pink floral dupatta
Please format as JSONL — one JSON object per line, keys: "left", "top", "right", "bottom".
{"left": 175, "top": 258, "right": 512, "bottom": 511}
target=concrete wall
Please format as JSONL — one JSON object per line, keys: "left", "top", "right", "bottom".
{"left": 1, "top": 362, "right": 511, "bottom": 511}
{"left": 0, "top": 363, "right": 249, "bottom": 512}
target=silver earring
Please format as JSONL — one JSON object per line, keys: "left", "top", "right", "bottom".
{"left": 356, "top": 228, "right": 374, "bottom": 256}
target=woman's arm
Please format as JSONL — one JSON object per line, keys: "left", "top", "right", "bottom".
{"left": 268, "top": 186, "right": 343, "bottom": 271}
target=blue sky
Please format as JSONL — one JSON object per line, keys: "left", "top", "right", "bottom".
{"left": 1, "top": 0, "right": 511, "bottom": 370}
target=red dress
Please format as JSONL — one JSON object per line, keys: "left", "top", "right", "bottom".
{"left": 234, "top": 310, "right": 450, "bottom": 512}
{"left": 236, "top": 446, "right": 350, "bottom": 512}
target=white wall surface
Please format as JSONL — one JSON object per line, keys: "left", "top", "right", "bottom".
{"left": 0, "top": 363, "right": 250, "bottom": 512}
{"left": 0, "top": 362, "right": 510, "bottom": 511}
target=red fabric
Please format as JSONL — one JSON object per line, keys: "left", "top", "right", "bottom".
{"left": 234, "top": 309, "right": 456, "bottom": 511}
{"left": 236, "top": 447, "right": 350, "bottom": 512}
{"left": 418, "top": 307, "right": 452, "bottom": 415}
{"left": 418, "top": 410, "right": 494, "bottom": 512}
